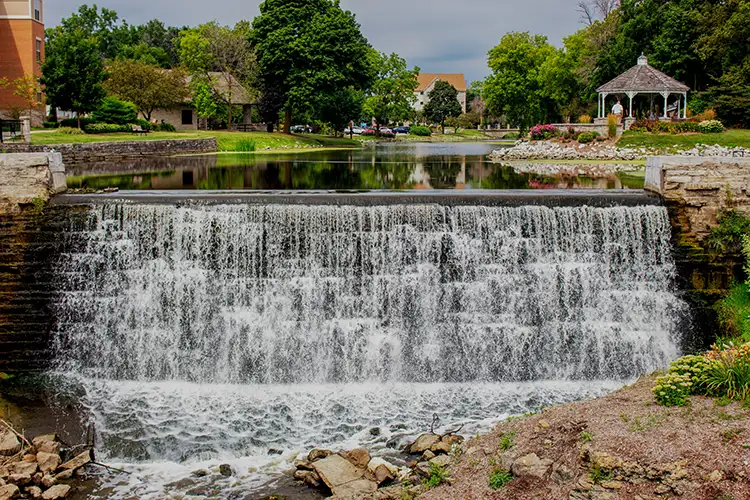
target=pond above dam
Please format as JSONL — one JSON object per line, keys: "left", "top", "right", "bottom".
{"left": 65, "top": 142, "right": 646, "bottom": 192}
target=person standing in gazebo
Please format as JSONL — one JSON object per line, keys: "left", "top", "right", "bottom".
{"left": 612, "top": 99, "right": 624, "bottom": 122}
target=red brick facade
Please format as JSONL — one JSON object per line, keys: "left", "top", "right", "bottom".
{"left": 0, "top": 8, "right": 45, "bottom": 120}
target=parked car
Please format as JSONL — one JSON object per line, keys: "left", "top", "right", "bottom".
{"left": 290, "top": 125, "right": 311, "bottom": 133}
{"left": 392, "top": 126, "right": 410, "bottom": 134}
{"left": 380, "top": 127, "right": 395, "bottom": 137}
{"left": 350, "top": 126, "right": 365, "bottom": 135}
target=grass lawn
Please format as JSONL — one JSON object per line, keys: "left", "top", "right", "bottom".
{"left": 29, "top": 130, "right": 361, "bottom": 152}
{"left": 617, "top": 129, "right": 750, "bottom": 149}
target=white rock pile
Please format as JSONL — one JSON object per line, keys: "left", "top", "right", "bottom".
{"left": 0, "top": 425, "right": 93, "bottom": 500}
{"left": 489, "top": 141, "right": 651, "bottom": 161}
{"left": 679, "top": 144, "right": 749, "bottom": 157}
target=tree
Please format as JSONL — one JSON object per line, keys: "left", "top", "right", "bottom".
{"left": 104, "top": 59, "right": 189, "bottom": 121}
{"left": 257, "top": 86, "right": 286, "bottom": 132}
{"left": 484, "top": 32, "right": 556, "bottom": 132}
{"left": 51, "top": 4, "right": 136, "bottom": 61}
{"left": 191, "top": 80, "right": 218, "bottom": 130}
{"left": 423, "top": 81, "right": 462, "bottom": 134}
{"left": 251, "top": 0, "right": 373, "bottom": 132}
{"left": 180, "top": 22, "right": 256, "bottom": 128}
{"left": 363, "top": 51, "right": 419, "bottom": 129}
{"left": 11, "top": 74, "right": 43, "bottom": 119}
{"left": 91, "top": 97, "right": 137, "bottom": 124}
{"left": 577, "top": 0, "right": 619, "bottom": 25}
{"left": 317, "top": 88, "right": 364, "bottom": 135}
{"left": 41, "top": 30, "right": 106, "bottom": 127}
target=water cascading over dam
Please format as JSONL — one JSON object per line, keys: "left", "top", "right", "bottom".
{"left": 48, "top": 202, "right": 685, "bottom": 494}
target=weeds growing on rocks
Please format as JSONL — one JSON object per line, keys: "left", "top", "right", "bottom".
{"left": 499, "top": 432, "right": 516, "bottom": 451}
{"left": 424, "top": 463, "right": 448, "bottom": 489}
{"left": 489, "top": 468, "right": 513, "bottom": 489}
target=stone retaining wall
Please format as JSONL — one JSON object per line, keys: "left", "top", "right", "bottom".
{"left": 2, "top": 138, "right": 218, "bottom": 167}
{"left": 0, "top": 153, "right": 66, "bottom": 214}
{"left": 645, "top": 156, "right": 750, "bottom": 240}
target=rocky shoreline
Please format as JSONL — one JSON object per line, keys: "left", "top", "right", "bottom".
{"left": 489, "top": 140, "right": 749, "bottom": 161}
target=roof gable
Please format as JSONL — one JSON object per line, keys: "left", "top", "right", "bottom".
{"left": 417, "top": 73, "right": 467, "bottom": 92}
{"left": 597, "top": 56, "right": 689, "bottom": 93}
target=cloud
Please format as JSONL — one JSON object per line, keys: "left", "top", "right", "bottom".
{"left": 46, "top": 0, "right": 583, "bottom": 83}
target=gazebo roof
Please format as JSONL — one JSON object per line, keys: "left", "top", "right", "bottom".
{"left": 597, "top": 55, "right": 689, "bottom": 94}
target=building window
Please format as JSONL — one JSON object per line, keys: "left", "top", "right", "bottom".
{"left": 36, "top": 39, "right": 42, "bottom": 64}
{"left": 181, "top": 109, "right": 193, "bottom": 125}
{"left": 34, "top": 0, "right": 41, "bottom": 21}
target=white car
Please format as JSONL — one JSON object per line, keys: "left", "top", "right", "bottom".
{"left": 350, "top": 126, "right": 365, "bottom": 135}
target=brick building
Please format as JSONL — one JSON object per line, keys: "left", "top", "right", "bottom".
{"left": 414, "top": 74, "right": 467, "bottom": 114}
{"left": 0, "top": 0, "right": 45, "bottom": 123}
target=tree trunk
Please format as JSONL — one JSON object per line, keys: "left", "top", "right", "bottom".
{"left": 77, "top": 113, "right": 81, "bottom": 129}
{"left": 227, "top": 100, "right": 233, "bottom": 131}
{"left": 441, "top": 120, "right": 445, "bottom": 135}
{"left": 284, "top": 108, "right": 292, "bottom": 133}
{"left": 266, "top": 122, "right": 273, "bottom": 133}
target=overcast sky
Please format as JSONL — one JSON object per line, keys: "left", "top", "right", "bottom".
{"left": 46, "top": 0, "right": 584, "bottom": 84}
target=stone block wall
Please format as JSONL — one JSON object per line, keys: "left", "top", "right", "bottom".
{"left": 645, "top": 156, "right": 750, "bottom": 240}
{"left": 2, "top": 138, "right": 218, "bottom": 168}
{"left": 0, "top": 153, "right": 66, "bottom": 214}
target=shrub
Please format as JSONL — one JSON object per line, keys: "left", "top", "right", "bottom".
{"left": 489, "top": 468, "right": 513, "bottom": 489}
{"left": 715, "top": 284, "right": 750, "bottom": 341}
{"left": 499, "top": 431, "right": 516, "bottom": 451}
{"left": 154, "top": 122, "right": 176, "bottom": 132}
{"left": 60, "top": 117, "right": 95, "bottom": 129}
{"left": 669, "top": 355, "right": 715, "bottom": 394}
{"left": 410, "top": 126, "right": 432, "bottom": 137}
{"left": 424, "top": 463, "right": 448, "bottom": 489}
{"left": 134, "top": 119, "right": 153, "bottom": 131}
{"left": 693, "top": 109, "right": 717, "bottom": 122}
{"left": 578, "top": 114, "right": 593, "bottom": 124}
{"left": 84, "top": 123, "right": 129, "bottom": 134}
{"left": 607, "top": 113, "right": 619, "bottom": 138}
{"left": 92, "top": 97, "right": 138, "bottom": 125}
{"left": 705, "top": 342, "right": 750, "bottom": 401}
{"left": 503, "top": 132, "right": 520, "bottom": 140}
{"left": 652, "top": 372, "right": 692, "bottom": 406}
{"left": 577, "top": 132, "right": 596, "bottom": 143}
{"left": 57, "top": 127, "right": 85, "bottom": 135}
{"left": 42, "top": 122, "right": 59, "bottom": 129}
{"left": 698, "top": 120, "right": 724, "bottom": 133}
{"left": 529, "top": 124, "right": 558, "bottom": 140}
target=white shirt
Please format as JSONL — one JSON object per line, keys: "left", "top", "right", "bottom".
{"left": 612, "top": 103, "right": 624, "bottom": 115}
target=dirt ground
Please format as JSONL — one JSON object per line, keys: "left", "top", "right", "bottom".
{"left": 419, "top": 374, "right": 750, "bottom": 500}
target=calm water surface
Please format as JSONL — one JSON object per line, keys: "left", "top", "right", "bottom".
{"left": 67, "top": 142, "right": 645, "bottom": 191}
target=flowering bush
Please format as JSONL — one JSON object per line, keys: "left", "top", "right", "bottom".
{"left": 629, "top": 120, "right": 701, "bottom": 134}
{"left": 668, "top": 355, "right": 715, "bottom": 394}
{"left": 577, "top": 132, "right": 596, "bottom": 143}
{"left": 653, "top": 372, "right": 693, "bottom": 406}
{"left": 698, "top": 120, "right": 724, "bottom": 133}
{"left": 529, "top": 124, "right": 558, "bottom": 140}
{"left": 704, "top": 342, "right": 750, "bottom": 400}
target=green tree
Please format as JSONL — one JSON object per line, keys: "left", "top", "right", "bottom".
{"left": 92, "top": 96, "right": 137, "bottom": 124}
{"left": 191, "top": 80, "right": 218, "bottom": 130}
{"left": 363, "top": 51, "right": 419, "bottom": 129}
{"left": 317, "top": 88, "right": 364, "bottom": 135}
{"left": 423, "top": 81, "right": 462, "bottom": 134}
{"left": 485, "top": 32, "right": 556, "bottom": 132}
{"left": 251, "top": 0, "right": 373, "bottom": 132}
{"left": 41, "top": 30, "right": 106, "bottom": 127}
{"left": 103, "top": 59, "right": 189, "bottom": 121}
{"left": 51, "top": 4, "right": 136, "bottom": 60}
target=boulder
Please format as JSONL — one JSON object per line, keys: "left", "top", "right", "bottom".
{"left": 293, "top": 469, "right": 322, "bottom": 488}
{"left": 54, "top": 470, "right": 73, "bottom": 481}
{"left": 22, "top": 455, "right": 37, "bottom": 463}
{"left": 312, "top": 454, "right": 377, "bottom": 497}
{"left": 31, "top": 473, "right": 42, "bottom": 486}
{"left": 431, "top": 434, "right": 463, "bottom": 454}
{"left": 294, "top": 460, "right": 315, "bottom": 471}
{"left": 0, "top": 484, "right": 19, "bottom": 500}
{"left": 0, "top": 432, "right": 21, "bottom": 457}
{"left": 409, "top": 434, "right": 440, "bottom": 454}
{"left": 190, "top": 469, "right": 209, "bottom": 478}
{"left": 35, "top": 453, "right": 61, "bottom": 474}
{"left": 332, "top": 479, "right": 378, "bottom": 499}
{"left": 41, "top": 484, "right": 70, "bottom": 500}
{"left": 307, "top": 448, "right": 333, "bottom": 462}
{"left": 7, "top": 474, "right": 30, "bottom": 486}
{"left": 373, "top": 464, "right": 393, "bottom": 485}
{"left": 59, "top": 450, "right": 90, "bottom": 471}
{"left": 366, "top": 457, "right": 399, "bottom": 476}
{"left": 341, "top": 448, "right": 370, "bottom": 469}
{"left": 10, "top": 462, "right": 37, "bottom": 476}
{"left": 421, "top": 450, "right": 435, "bottom": 461}
{"left": 551, "top": 463, "right": 574, "bottom": 483}
{"left": 25, "top": 486, "right": 42, "bottom": 499}
{"left": 429, "top": 455, "right": 451, "bottom": 469}
{"left": 31, "top": 436, "right": 60, "bottom": 456}
{"left": 511, "top": 453, "right": 553, "bottom": 479}
{"left": 218, "top": 464, "right": 232, "bottom": 477}
{"left": 40, "top": 475, "right": 56, "bottom": 489}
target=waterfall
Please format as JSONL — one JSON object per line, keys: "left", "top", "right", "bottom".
{"left": 53, "top": 203, "right": 682, "bottom": 384}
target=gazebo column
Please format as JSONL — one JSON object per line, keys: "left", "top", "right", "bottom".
{"left": 683, "top": 92, "right": 687, "bottom": 119}
{"left": 661, "top": 91, "right": 669, "bottom": 119}
{"left": 626, "top": 91, "right": 636, "bottom": 119}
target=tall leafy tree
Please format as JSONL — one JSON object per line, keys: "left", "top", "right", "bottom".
{"left": 41, "top": 30, "right": 106, "bottom": 127}
{"left": 104, "top": 59, "right": 189, "bottom": 121}
{"left": 363, "top": 51, "right": 419, "bottom": 128}
{"left": 251, "top": 0, "right": 374, "bottom": 132}
{"left": 191, "top": 80, "right": 218, "bottom": 130}
{"left": 423, "top": 81, "right": 462, "bottom": 134}
{"left": 317, "top": 88, "right": 364, "bottom": 135}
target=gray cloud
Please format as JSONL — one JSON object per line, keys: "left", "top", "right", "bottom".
{"left": 46, "top": 0, "right": 583, "bottom": 83}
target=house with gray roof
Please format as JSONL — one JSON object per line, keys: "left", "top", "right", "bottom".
{"left": 596, "top": 54, "right": 690, "bottom": 123}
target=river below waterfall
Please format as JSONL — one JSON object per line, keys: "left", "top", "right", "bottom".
{"left": 11, "top": 201, "right": 685, "bottom": 499}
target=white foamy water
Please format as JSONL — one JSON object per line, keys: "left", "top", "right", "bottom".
{"left": 49, "top": 203, "right": 686, "bottom": 498}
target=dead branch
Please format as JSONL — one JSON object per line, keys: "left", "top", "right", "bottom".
{"left": 0, "top": 418, "right": 32, "bottom": 449}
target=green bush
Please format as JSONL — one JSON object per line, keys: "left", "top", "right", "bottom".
{"left": 84, "top": 123, "right": 129, "bottom": 134}
{"left": 42, "top": 122, "right": 59, "bottom": 129}
{"left": 424, "top": 463, "right": 448, "bottom": 489}
{"left": 715, "top": 284, "right": 750, "bottom": 341}
{"left": 154, "top": 122, "right": 176, "bottom": 132}
{"left": 669, "top": 355, "right": 715, "bottom": 394}
{"left": 698, "top": 120, "right": 725, "bottom": 133}
{"left": 489, "top": 468, "right": 513, "bottom": 489}
{"left": 57, "top": 127, "right": 85, "bottom": 135}
{"left": 410, "top": 125, "right": 432, "bottom": 137}
{"left": 577, "top": 132, "right": 596, "bottom": 143}
{"left": 133, "top": 119, "right": 153, "bottom": 130}
{"left": 60, "top": 117, "right": 95, "bottom": 129}
{"left": 92, "top": 97, "right": 138, "bottom": 125}
{"left": 705, "top": 345, "right": 750, "bottom": 401}
{"left": 652, "top": 372, "right": 692, "bottom": 406}
{"left": 503, "top": 132, "right": 520, "bottom": 140}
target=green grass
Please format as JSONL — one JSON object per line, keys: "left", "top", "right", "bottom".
{"left": 489, "top": 468, "right": 513, "bottom": 489}
{"left": 715, "top": 283, "right": 750, "bottom": 341}
{"left": 29, "top": 130, "right": 360, "bottom": 152}
{"left": 617, "top": 129, "right": 750, "bottom": 149}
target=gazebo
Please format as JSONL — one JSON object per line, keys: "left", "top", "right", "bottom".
{"left": 596, "top": 54, "right": 689, "bottom": 122}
